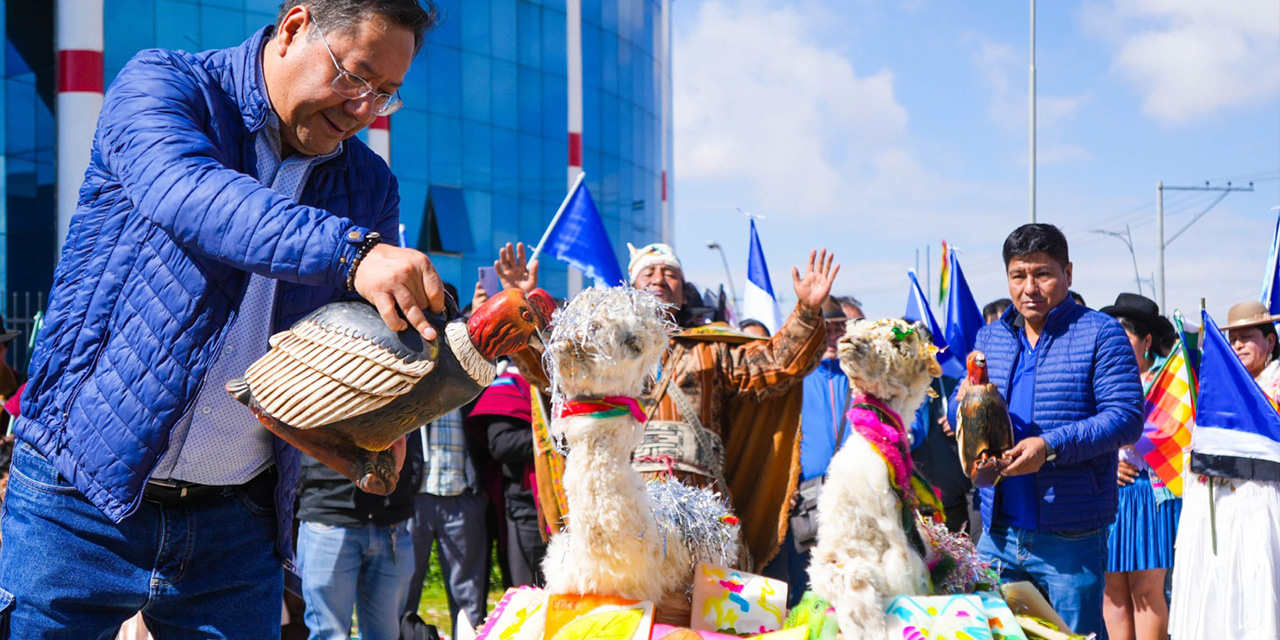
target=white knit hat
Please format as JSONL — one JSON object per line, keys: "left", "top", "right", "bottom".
{"left": 626, "top": 242, "right": 683, "bottom": 284}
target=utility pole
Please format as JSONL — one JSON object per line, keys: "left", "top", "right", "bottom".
{"left": 1156, "top": 181, "right": 1254, "bottom": 311}
{"left": 1156, "top": 181, "right": 1163, "bottom": 310}
{"left": 1029, "top": 0, "right": 1037, "bottom": 223}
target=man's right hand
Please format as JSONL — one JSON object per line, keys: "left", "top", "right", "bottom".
{"left": 353, "top": 243, "right": 446, "bottom": 341}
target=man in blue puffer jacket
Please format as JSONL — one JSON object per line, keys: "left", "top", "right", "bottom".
{"left": 0, "top": 1, "right": 448, "bottom": 636}
{"left": 948, "top": 224, "right": 1142, "bottom": 639}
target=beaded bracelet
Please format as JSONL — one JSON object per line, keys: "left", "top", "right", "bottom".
{"left": 344, "top": 231, "right": 383, "bottom": 293}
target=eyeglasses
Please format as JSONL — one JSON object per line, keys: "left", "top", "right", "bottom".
{"left": 311, "top": 19, "right": 404, "bottom": 117}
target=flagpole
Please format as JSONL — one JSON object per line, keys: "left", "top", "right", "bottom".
{"left": 530, "top": 171, "right": 587, "bottom": 265}
{"left": 1200, "top": 296, "right": 1216, "bottom": 556}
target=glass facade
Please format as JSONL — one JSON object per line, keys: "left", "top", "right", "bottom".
{"left": 0, "top": 0, "right": 669, "bottom": 302}
{"left": 396, "top": 0, "right": 668, "bottom": 296}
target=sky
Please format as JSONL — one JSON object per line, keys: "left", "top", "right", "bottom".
{"left": 669, "top": 0, "right": 1280, "bottom": 327}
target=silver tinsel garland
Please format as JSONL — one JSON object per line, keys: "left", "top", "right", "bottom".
{"left": 645, "top": 477, "right": 740, "bottom": 569}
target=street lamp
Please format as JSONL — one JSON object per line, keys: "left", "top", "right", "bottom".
{"left": 707, "top": 241, "right": 739, "bottom": 316}
{"left": 1091, "top": 225, "right": 1144, "bottom": 297}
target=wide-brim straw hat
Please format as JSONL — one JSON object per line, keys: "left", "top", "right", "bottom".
{"left": 1222, "top": 300, "right": 1280, "bottom": 331}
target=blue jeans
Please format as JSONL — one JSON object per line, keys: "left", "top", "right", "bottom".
{"left": 297, "top": 520, "right": 415, "bottom": 640}
{"left": 978, "top": 523, "right": 1108, "bottom": 639}
{"left": 0, "top": 441, "right": 283, "bottom": 639}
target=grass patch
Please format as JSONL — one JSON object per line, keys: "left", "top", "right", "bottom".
{"left": 412, "top": 544, "right": 509, "bottom": 633}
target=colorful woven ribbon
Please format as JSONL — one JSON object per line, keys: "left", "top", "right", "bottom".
{"left": 556, "top": 396, "right": 648, "bottom": 423}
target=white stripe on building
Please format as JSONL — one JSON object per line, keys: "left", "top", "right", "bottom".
{"left": 565, "top": 0, "right": 584, "bottom": 296}
{"left": 56, "top": 0, "right": 105, "bottom": 255}
{"left": 368, "top": 115, "right": 391, "bottom": 166}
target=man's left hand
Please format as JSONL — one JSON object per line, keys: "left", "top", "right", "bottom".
{"left": 1001, "top": 437, "right": 1049, "bottom": 476}
{"left": 792, "top": 248, "right": 840, "bottom": 313}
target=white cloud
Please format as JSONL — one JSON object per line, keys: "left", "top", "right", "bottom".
{"left": 1083, "top": 0, "right": 1280, "bottom": 124}
{"left": 673, "top": 0, "right": 909, "bottom": 216}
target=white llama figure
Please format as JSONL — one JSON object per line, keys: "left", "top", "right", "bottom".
{"left": 540, "top": 287, "right": 737, "bottom": 605}
{"left": 807, "top": 319, "right": 942, "bottom": 639}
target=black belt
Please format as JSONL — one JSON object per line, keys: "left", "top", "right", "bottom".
{"left": 143, "top": 467, "right": 276, "bottom": 507}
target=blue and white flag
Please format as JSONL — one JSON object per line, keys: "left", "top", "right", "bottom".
{"left": 1261, "top": 211, "right": 1280, "bottom": 315}
{"left": 535, "top": 175, "right": 626, "bottom": 287}
{"left": 943, "top": 248, "right": 984, "bottom": 364}
{"left": 905, "top": 270, "right": 964, "bottom": 380}
{"left": 1191, "top": 310, "right": 1280, "bottom": 482}
{"left": 742, "top": 219, "right": 784, "bottom": 334}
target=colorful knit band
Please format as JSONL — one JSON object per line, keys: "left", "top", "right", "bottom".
{"left": 556, "top": 396, "right": 648, "bottom": 423}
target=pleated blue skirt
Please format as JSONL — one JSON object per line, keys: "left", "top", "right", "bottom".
{"left": 1107, "top": 470, "right": 1181, "bottom": 572}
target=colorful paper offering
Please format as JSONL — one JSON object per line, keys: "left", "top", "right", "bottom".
{"left": 542, "top": 593, "right": 654, "bottom": 640}
{"left": 975, "top": 592, "right": 1030, "bottom": 640}
{"left": 474, "top": 587, "right": 547, "bottom": 640}
{"left": 690, "top": 563, "right": 789, "bottom": 636}
{"left": 884, "top": 594, "right": 996, "bottom": 640}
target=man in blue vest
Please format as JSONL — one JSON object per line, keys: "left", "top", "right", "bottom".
{"left": 950, "top": 224, "right": 1142, "bottom": 639}
{"left": 0, "top": 1, "right": 446, "bottom": 636}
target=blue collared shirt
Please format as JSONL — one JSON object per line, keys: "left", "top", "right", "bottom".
{"left": 997, "top": 328, "right": 1040, "bottom": 530}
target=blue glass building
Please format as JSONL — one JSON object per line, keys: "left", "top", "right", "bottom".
{"left": 0, "top": 0, "right": 671, "bottom": 306}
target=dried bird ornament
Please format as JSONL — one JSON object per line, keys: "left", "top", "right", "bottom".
{"left": 228, "top": 287, "right": 554, "bottom": 495}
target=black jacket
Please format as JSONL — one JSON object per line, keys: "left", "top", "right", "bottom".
{"left": 296, "top": 433, "right": 424, "bottom": 527}
{"left": 478, "top": 415, "right": 538, "bottom": 523}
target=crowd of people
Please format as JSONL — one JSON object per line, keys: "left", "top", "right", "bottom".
{"left": 0, "top": 1, "right": 1272, "bottom": 640}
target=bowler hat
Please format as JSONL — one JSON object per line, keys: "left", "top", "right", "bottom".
{"left": 1101, "top": 293, "right": 1174, "bottom": 343}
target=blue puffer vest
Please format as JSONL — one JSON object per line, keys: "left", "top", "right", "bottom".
{"left": 14, "top": 27, "right": 400, "bottom": 565}
{"left": 949, "top": 297, "right": 1144, "bottom": 532}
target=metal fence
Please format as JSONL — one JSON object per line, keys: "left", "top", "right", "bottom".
{"left": 5, "top": 291, "right": 46, "bottom": 376}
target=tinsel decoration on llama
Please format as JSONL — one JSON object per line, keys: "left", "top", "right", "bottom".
{"left": 540, "top": 286, "right": 741, "bottom": 608}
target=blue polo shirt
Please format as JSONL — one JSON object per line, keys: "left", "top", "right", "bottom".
{"left": 997, "top": 329, "right": 1039, "bottom": 530}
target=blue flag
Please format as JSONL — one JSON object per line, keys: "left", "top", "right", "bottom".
{"left": 905, "top": 270, "right": 964, "bottom": 379}
{"left": 742, "top": 220, "right": 784, "bottom": 334}
{"left": 1191, "top": 310, "right": 1280, "bottom": 482}
{"left": 1261, "top": 211, "right": 1280, "bottom": 314}
{"left": 943, "top": 249, "right": 984, "bottom": 364}
{"left": 539, "top": 178, "right": 626, "bottom": 287}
